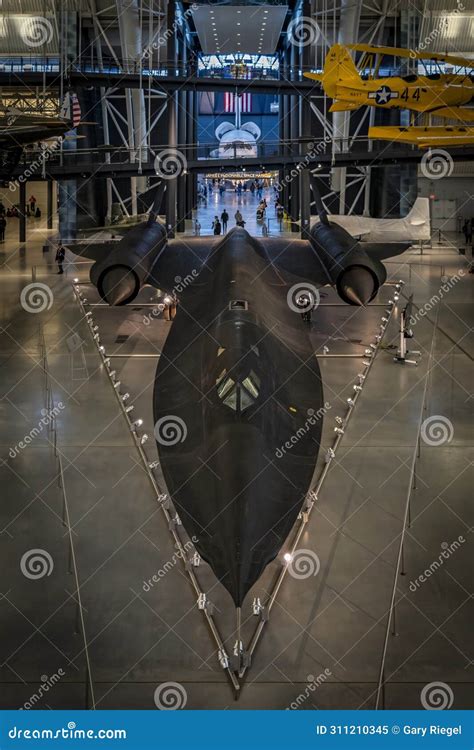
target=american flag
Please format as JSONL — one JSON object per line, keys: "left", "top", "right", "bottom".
{"left": 224, "top": 93, "right": 252, "bottom": 113}
{"left": 60, "top": 92, "right": 81, "bottom": 128}
{"left": 70, "top": 93, "right": 81, "bottom": 128}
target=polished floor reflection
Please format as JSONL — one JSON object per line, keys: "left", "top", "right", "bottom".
{"left": 0, "top": 209, "right": 472, "bottom": 709}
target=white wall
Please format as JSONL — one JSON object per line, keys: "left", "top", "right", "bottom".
{"left": 418, "top": 175, "right": 474, "bottom": 232}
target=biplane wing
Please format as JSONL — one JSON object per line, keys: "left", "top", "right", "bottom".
{"left": 346, "top": 44, "right": 474, "bottom": 69}
{"left": 369, "top": 125, "right": 474, "bottom": 148}
{"left": 430, "top": 107, "right": 474, "bottom": 122}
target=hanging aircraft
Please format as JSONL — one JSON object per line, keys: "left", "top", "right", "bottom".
{"left": 304, "top": 44, "right": 474, "bottom": 147}
{"left": 68, "top": 195, "right": 410, "bottom": 609}
{"left": 0, "top": 92, "right": 83, "bottom": 182}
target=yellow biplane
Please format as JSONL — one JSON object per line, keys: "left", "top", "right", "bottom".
{"left": 304, "top": 44, "right": 474, "bottom": 146}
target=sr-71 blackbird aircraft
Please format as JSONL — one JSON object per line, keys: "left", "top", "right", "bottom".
{"left": 69, "top": 201, "right": 411, "bottom": 608}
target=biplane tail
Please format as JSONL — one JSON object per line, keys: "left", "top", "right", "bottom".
{"left": 304, "top": 44, "right": 361, "bottom": 105}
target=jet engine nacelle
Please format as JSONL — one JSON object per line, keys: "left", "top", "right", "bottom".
{"left": 310, "top": 221, "right": 386, "bottom": 306}
{"left": 90, "top": 221, "right": 167, "bottom": 306}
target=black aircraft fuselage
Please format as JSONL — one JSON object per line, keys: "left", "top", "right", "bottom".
{"left": 71, "top": 213, "right": 410, "bottom": 606}
{"left": 153, "top": 228, "right": 324, "bottom": 606}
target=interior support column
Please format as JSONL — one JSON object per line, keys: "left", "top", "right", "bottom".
{"left": 299, "top": 0, "right": 312, "bottom": 238}
{"left": 165, "top": 0, "right": 177, "bottom": 237}
{"left": 47, "top": 181, "right": 54, "bottom": 229}
{"left": 19, "top": 181, "right": 26, "bottom": 243}
{"left": 289, "top": 42, "right": 300, "bottom": 232}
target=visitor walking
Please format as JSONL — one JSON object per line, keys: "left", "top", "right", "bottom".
{"left": 55, "top": 244, "right": 65, "bottom": 274}
{"left": 221, "top": 210, "right": 229, "bottom": 232}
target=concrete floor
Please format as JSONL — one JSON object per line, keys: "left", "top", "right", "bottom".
{"left": 0, "top": 216, "right": 472, "bottom": 711}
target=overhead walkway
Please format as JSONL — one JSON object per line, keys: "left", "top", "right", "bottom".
{"left": 0, "top": 58, "right": 316, "bottom": 95}
{"left": 12, "top": 141, "right": 474, "bottom": 181}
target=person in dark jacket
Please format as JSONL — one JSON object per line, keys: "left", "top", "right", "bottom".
{"left": 220, "top": 210, "right": 229, "bottom": 232}
{"left": 212, "top": 216, "right": 222, "bottom": 235}
{"left": 0, "top": 215, "right": 6, "bottom": 242}
{"left": 55, "top": 244, "right": 65, "bottom": 274}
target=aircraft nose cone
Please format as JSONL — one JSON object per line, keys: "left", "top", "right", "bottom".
{"left": 100, "top": 266, "right": 137, "bottom": 306}
{"left": 338, "top": 266, "right": 376, "bottom": 306}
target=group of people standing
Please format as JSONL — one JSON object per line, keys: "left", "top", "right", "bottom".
{"left": 0, "top": 194, "right": 43, "bottom": 241}
{"left": 210, "top": 209, "right": 244, "bottom": 236}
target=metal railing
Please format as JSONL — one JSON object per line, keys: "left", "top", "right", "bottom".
{"left": 375, "top": 301, "right": 440, "bottom": 709}
{"left": 241, "top": 281, "right": 406, "bottom": 678}
{"left": 38, "top": 320, "right": 95, "bottom": 709}
{"left": 72, "top": 281, "right": 241, "bottom": 694}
